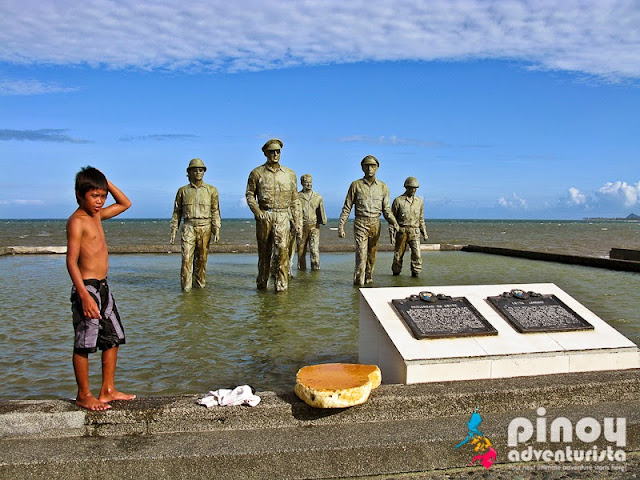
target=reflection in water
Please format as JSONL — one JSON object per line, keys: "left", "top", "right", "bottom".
{"left": 0, "top": 252, "right": 638, "bottom": 400}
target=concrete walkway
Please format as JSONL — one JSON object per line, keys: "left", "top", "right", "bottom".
{"left": 1, "top": 369, "right": 639, "bottom": 479}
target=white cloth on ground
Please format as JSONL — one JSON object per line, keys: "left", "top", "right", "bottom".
{"left": 197, "top": 385, "right": 261, "bottom": 407}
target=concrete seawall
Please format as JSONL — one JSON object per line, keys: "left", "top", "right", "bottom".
{"left": 1, "top": 369, "right": 639, "bottom": 479}
{"left": 0, "top": 243, "right": 462, "bottom": 256}
{"left": 462, "top": 245, "right": 640, "bottom": 273}
{"left": 3, "top": 243, "right": 638, "bottom": 274}
{"left": 610, "top": 248, "right": 640, "bottom": 262}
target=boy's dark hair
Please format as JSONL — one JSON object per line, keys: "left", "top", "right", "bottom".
{"left": 75, "top": 166, "right": 108, "bottom": 204}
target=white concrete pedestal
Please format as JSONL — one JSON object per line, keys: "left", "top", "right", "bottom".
{"left": 359, "top": 283, "right": 640, "bottom": 384}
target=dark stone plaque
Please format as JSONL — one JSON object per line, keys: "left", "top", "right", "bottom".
{"left": 487, "top": 289, "right": 593, "bottom": 333}
{"left": 391, "top": 291, "right": 498, "bottom": 339}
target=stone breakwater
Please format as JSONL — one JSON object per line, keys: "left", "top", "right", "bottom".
{"left": 1, "top": 369, "right": 639, "bottom": 479}
{"left": 0, "top": 243, "right": 462, "bottom": 255}
{"left": 462, "top": 245, "right": 640, "bottom": 273}
{"left": 3, "top": 243, "right": 639, "bottom": 273}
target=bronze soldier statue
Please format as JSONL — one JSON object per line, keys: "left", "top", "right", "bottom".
{"left": 391, "top": 177, "right": 428, "bottom": 277}
{"left": 338, "top": 155, "right": 398, "bottom": 286}
{"left": 246, "top": 139, "right": 301, "bottom": 292}
{"left": 170, "top": 158, "right": 221, "bottom": 292}
{"left": 296, "top": 174, "right": 327, "bottom": 270}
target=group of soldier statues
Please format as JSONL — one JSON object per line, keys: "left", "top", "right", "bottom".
{"left": 170, "top": 138, "right": 428, "bottom": 292}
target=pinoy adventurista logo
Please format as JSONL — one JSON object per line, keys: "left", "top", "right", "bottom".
{"left": 455, "top": 407, "right": 497, "bottom": 469}
{"left": 508, "top": 407, "right": 626, "bottom": 467}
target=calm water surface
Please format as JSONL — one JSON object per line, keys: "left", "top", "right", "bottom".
{"left": 0, "top": 251, "right": 638, "bottom": 401}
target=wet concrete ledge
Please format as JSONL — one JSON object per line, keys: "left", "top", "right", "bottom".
{"left": 1, "top": 369, "right": 639, "bottom": 479}
{"left": 0, "top": 243, "right": 463, "bottom": 256}
{"left": 610, "top": 248, "right": 640, "bottom": 262}
{"left": 3, "top": 243, "right": 638, "bottom": 275}
{"left": 463, "top": 245, "right": 640, "bottom": 273}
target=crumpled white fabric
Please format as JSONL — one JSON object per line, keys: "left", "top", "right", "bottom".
{"left": 198, "top": 385, "right": 261, "bottom": 407}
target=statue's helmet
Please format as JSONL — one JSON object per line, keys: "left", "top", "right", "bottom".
{"left": 404, "top": 176, "right": 419, "bottom": 188}
{"left": 360, "top": 155, "right": 379, "bottom": 167}
{"left": 187, "top": 158, "right": 206, "bottom": 171}
{"left": 262, "top": 138, "right": 284, "bottom": 152}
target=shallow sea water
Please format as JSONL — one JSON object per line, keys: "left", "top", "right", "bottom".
{"left": 0, "top": 251, "right": 638, "bottom": 401}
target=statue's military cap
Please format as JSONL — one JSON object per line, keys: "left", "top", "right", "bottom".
{"left": 262, "top": 138, "right": 284, "bottom": 152}
{"left": 361, "top": 155, "right": 379, "bottom": 167}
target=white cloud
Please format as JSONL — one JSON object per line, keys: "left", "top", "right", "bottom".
{"left": 120, "top": 134, "right": 198, "bottom": 142}
{"left": 0, "top": 78, "right": 79, "bottom": 96}
{"left": 0, "top": 0, "right": 638, "bottom": 79}
{"left": 562, "top": 180, "right": 640, "bottom": 211}
{"left": 0, "top": 129, "right": 92, "bottom": 143}
{"left": 339, "top": 135, "right": 443, "bottom": 147}
{"left": 567, "top": 186, "right": 588, "bottom": 206}
{"left": 596, "top": 180, "right": 640, "bottom": 207}
{"left": 498, "top": 192, "right": 528, "bottom": 209}
{"left": 0, "top": 199, "right": 45, "bottom": 206}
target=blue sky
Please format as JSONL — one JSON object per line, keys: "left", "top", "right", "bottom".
{"left": 1, "top": 0, "right": 638, "bottom": 220}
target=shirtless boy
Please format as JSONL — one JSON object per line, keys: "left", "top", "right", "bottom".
{"left": 66, "top": 167, "right": 135, "bottom": 410}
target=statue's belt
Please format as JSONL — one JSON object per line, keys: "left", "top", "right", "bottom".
{"left": 183, "top": 218, "right": 212, "bottom": 224}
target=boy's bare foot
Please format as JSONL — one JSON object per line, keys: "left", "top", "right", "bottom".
{"left": 99, "top": 389, "right": 136, "bottom": 403}
{"left": 76, "top": 394, "right": 112, "bottom": 411}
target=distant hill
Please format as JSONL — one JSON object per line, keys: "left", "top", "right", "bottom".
{"left": 583, "top": 213, "right": 640, "bottom": 221}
